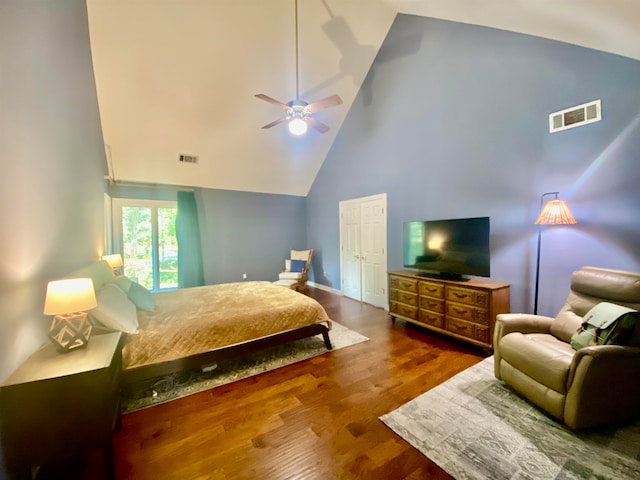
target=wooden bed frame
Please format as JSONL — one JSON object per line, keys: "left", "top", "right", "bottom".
{"left": 120, "top": 323, "right": 332, "bottom": 384}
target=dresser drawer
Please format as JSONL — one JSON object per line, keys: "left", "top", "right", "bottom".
{"left": 445, "top": 317, "right": 475, "bottom": 339}
{"left": 475, "top": 325, "right": 491, "bottom": 344}
{"left": 446, "top": 302, "right": 475, "bottom": 322}
{"left": 396, "top": 290, "right": 418, "bottom": 306}
{"left": 420, "top": 296, "right": 444, "bottom": 313}
{"left": 474, "top": 308, "right": 490, "bottom": 326}
{"left": 446, "top": 302, "right": 489, "bottom": 325}
{"left": 419, "top": 281, "right": 444, "bottom": 299}
{"left": 445, "top": 286, "right": 476, "bottom": 305}
{"left": 390, "top": 301, "right": 418, "bottom": 320}
{"left": 446, "top": 286, "right": 490, "bottom": 307}
{"left": 419, "top": 309, "right": 444, "bottom": 329}
{"left": 390, "top": 276, "right": 418, "bottom": 293}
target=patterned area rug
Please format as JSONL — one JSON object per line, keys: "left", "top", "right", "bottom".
{"left": 122, "top": 321, "right": 368, "bottom": 413}
{"left": 380, "top": 356, "right": 640, "bottom": 480}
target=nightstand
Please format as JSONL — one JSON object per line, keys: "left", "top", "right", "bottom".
{"left": 0, "top": 332, "right": 123, "bottom": 480}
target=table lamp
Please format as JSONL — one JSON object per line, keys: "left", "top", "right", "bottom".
{"left": 102, "top": 254, "right": 123, "bottom": 275}
{"left": 44, "top": 278, "right": 97, "bottom": 353}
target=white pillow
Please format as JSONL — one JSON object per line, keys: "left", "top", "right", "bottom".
{"left": 90, "top": 282, "right": 139, "bottom": 333}
{"left": 66, "top": 260, "right": 115, "bottom": 291}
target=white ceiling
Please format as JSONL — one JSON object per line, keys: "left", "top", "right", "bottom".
{"left": 87, "top": 0, "right": 640, "bottom": 196}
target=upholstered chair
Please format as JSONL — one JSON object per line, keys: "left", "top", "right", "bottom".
{"left": 273, "top": 249, "right": 313, "bottom": 293}
{"left": 494, "top": 266, "right": 640, "bottom": 430}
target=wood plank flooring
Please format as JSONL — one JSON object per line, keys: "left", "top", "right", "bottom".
{"left": 42, "top": 287, "right": 486, "bottom": 480}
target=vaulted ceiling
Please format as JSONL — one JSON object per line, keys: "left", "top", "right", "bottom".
{"left": 87, "top": 0, "right": 640, "bottom": 196}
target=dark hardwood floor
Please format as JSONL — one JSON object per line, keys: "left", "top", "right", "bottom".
{"left": 41, "top": 287, "right": 487, "bottom": 480}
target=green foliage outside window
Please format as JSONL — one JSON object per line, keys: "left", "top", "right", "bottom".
{"left": 122, "top": 206, "right": 178, "bottom": 290}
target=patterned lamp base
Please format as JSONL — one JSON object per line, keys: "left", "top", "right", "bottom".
{"left": 48, "top": 312, "right": 93, "bottom": 353}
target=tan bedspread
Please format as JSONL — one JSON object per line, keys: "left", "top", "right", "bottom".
{"left": 123, "top": 281, "right": 331, "bottom": 371}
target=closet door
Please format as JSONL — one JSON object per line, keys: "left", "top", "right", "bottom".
{"left": 340, "top": 201, "right": 361, "bottom": 301}
{"left": 339, "top": 194, "right": 387, "bottom": 308}
{"left": 361, "top": 197, "right": 387, "bottom": 307}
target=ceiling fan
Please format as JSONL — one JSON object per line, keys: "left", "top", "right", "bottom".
{"left": 255, "top": 0, "right": 343, "bottom": 135}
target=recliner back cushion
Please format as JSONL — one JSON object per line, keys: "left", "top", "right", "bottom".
{"left": 572, "top": 267, "right": 640, "bottom": 303}
{"left": 551, "top": 296, "right": 585, "bottom": 343}
{"left": 550, "top": 266, "right": 640, "bottom": 344}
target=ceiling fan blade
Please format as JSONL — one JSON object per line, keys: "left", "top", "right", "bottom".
{"left": 255, "top": 94, "right": 289, "bottom": 110}
{"left": 306, "top": 94, "right": 343, "bottom": 113}
{"left": 261, "top": 116, "right": 290, "bottom": 129}
{"left": 305, "top": 116, "right": 330, "bottom": 134}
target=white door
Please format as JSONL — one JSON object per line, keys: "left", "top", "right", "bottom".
{"left": 340, "top": 194, "right": 387, "bottom": 308}
{"left": 340, "top": 201, "right": 361, "bottom": 300}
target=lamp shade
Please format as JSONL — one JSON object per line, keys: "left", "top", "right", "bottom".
{"left": 44, "top": 278, "right": 97, "bottom": 315}
{"left": 534, "top": 199, "right": 576, "bottom": 225}
{"left": 102, "top": 254, "right": 123, "bottom": 269}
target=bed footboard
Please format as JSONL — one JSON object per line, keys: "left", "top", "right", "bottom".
{"left": 122, "top": 323, "right": 332, "bottom": 384}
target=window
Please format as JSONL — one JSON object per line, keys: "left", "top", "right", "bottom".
{"left": 112, "top": 199, "right": 178, "bottom": 291}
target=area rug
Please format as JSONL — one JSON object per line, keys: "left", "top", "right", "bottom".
{"left": 380, "top": 356, "right": 640, "bottom": 480}
{"left": 122, "top": 321, "right": 368, "bottom": 413}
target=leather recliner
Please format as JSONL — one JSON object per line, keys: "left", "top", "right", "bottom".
{"left": 493, "top": 266, "right": 640, "bottom": 430}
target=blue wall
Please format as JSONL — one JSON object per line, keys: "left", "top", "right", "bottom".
{"left": 198, "top": 188, "right": 307, "bottom": 284}
{"left": 307, "top": 14, "right": 640, "bottom": 316}
{"left": 0, "top": 0, "right": 107, "bottom": 385}
{"left": 109, "top": 185, "right": 307, "bottom": 286}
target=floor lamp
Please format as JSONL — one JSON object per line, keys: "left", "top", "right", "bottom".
{"left": 533, "top": 192, "right": 576, "bottom": 315}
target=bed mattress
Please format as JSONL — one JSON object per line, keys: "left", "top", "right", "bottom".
{"left": 122, "top": 281, "right": 331, "bottom": 372}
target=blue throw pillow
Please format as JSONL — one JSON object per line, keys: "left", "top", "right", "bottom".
{"left": 290, "top": 260, "right": 307, "bottom": 273}
{"left": 128, "top": 282, "right": 155, "bottom": 311}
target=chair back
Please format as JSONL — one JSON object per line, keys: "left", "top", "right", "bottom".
{"left": 551, "top": 266, "right": 640, "bottom": 344}
{"left": 289, "top": 249, "right": 312, "bottom": 274}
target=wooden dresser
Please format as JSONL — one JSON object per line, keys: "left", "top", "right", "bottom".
{"left": 388, "top": 270, "right": 510, "bottom": 350}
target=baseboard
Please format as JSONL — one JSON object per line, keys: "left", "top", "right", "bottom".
{"left": 308, "top": 281, "right": 342, "bottom": 295}
{"left": 308, "top": 282, "right": 390, "bottom": 311}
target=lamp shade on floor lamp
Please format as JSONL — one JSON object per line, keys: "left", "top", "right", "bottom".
{"left": 533, "top": 192, "right": 576, "bottom": 315}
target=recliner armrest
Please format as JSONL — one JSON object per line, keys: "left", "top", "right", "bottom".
{"left": 493, "top": 313, "right": 556, "bottom": 380}
{"left": 568, "top": 344, "right": 640, "bottom": 384}
{"left": 494, "top": 313, "right": 554, "bottom": 341}
{"left": 565, "top": 345, "right": 640, "bottom": 429}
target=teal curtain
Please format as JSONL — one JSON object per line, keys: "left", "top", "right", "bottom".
{"left": 176, "top": 191, "right": 205, "bottom": 288}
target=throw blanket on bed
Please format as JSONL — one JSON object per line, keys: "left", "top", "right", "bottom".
{"left": 123, "top": 281, "right": 331, "bottom": 371}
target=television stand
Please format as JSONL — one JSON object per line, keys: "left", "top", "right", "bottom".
{"left": 388, "top": 270, "right": 510, "bottom": 350}
{"left": 415, "top": 271, "right": 466, "bottom": 282}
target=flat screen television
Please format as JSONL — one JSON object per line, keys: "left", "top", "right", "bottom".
{"left": 403, "top": 216, "right": 490, "bottom": 279}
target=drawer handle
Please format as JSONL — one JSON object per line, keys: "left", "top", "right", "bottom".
{"left": 453, "top": 292, "right": 470, "bottom": 299}
{"left": 453, "top": 307, "right": 468, "bottom": 314}
{"left": 451, "top": 324, "right": 467, "bottom": 332}
{"left": 426, "top": 287, "right": 437, "bottom": 293}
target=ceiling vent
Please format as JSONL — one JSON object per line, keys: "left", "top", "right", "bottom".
{"left": 179, "top": 154, "right": 199, "bottom": 164}
{"left": 549, "top": 100, "right": 601, "bottom": 133}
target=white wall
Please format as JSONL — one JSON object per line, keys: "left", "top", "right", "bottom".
{"left": 0, "top": 0, "right": 107, "bottom": 383}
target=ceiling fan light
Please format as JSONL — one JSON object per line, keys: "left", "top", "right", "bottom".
{"left": 288, "top": 117, "right": 308, "bottom": 136}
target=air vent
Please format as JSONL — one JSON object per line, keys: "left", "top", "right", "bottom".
{"left": 179, "top": 154, "right": 199, "bottom": 164}
{"left": 549, "top": 100, "right": 601, "bottom": 133}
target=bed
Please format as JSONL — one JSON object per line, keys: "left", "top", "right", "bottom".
{"left": 66, "top": 261, "right": 332, "bottom": 383}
